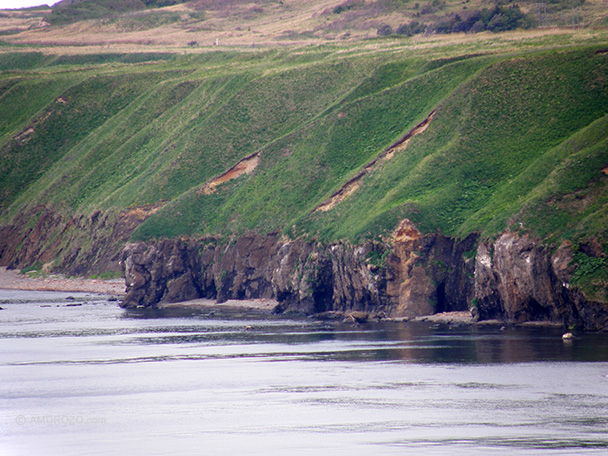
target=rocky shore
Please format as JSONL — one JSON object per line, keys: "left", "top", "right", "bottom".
{"left": 119, "top": 222, "right": 608, "bottom": 331}
{"left": 2, "top": 214, "right": 606, "bottom": 331}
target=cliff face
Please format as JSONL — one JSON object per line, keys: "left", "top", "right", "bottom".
{"left": 474, "top": 233, "right": 608, "bottom": 330}
{"left": 5, "top": 206, "right": 604, "bottom": 329}
{"left": 118, "top": 221, "right": 473, "bottom": 318}
{"left": 4, "top": 205, "right": 604, "bottom": 328}
{"left": 120, "top": 224, "right": 607, "bottom": 330}
{"left": 120, "top": 235, "right": 388, "bottom": 315}
{"left": 0, "top": 205, "right": 159, "bottom": 277}
{"left": 0, "top": 207, "right": 608, "bottom": 329}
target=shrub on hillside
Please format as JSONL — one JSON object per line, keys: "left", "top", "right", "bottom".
{"left": 546, "top": 0, "right": 585, "bottom": 11}
{"left": 376, "top": 24, "right": 394, "bottom": 36}
{"left": 432, "top": 5, "right": 534, "bottom": 34}
{"left": 382, "top": 5, "right": 534, "bottom": 38}
{"left": 396, "top": 21, "right": 426, "bottom": 36}
{"left": 333, "top": 0, "right": 364, "bottom": 15}
{"left": 142, "top": 0, "right": 180, "bottom": 7}
{"left": 419, "top": 0, "right": 446, "bottom": 15}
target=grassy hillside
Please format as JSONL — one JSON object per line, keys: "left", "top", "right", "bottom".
{"left": 46, "top": 0, "right": 191, "bottom": 26}
{"left": 0, "top": 29, "right": 607, "bottom": 293}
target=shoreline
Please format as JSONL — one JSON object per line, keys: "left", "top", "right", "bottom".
{"left": 0, "top": 267, "right": 568, "bottom": 328}
{"left": 159, "top": 297, "right": 280, "bottom": 312}
{"left": 0, "top": 266, "right": 125, "bottom": 296}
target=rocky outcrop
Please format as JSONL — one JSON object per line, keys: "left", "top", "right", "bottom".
{"left": 385, "top": 220, "right": 477, "bottom": 318}
{"left": 474, "top": 233, "right": 608, "bottom": 330}
{"left": 119, "top": 226, "right": 607, "bottom": 330}
{"left": 120, "top": 235, "right": 390, "bottom": 315}
{"left": 119, "top": 220, "right": 478, "bottom": 319}
{"left": 5, "top": 205, "right": 604, "bottom": 329}
{"left": 0, "top": 204, "right": 162, "bottom": 277}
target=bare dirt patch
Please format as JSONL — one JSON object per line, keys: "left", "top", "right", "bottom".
{"left": 202, "top": 152, "right": 259, "bottom": 194}
{"left": 392, "top": 219, "right": 422, "bottom": 243}
{"left": 314, "top": 173, "right": 363, "bottom": 212}
{"left": 314, "top": 110, "right": 435, "bottom": 212}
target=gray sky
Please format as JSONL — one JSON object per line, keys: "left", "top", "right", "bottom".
{"left": 0, "top": 0, "right": 61, "bottom": 9}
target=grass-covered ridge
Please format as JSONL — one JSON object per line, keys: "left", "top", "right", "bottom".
{"left": 131, "top": 46, "right": 608, "bottom": 248}
{"left": 0, "top": 34, "right": 607, "bottom": 293}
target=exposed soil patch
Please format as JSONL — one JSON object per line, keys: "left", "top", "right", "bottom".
{"left": 392, "top": 219, "right": 423, "bottom": 243}
{"left": 382, "top": 111, "right": 433, "bottom": 161}
{"left": 13, "top": 127, "right": 34, "bottom": 143}
{"left": 202, "top": 152, "right": 260, "bottom": 194}
{"left": 314, "top": 110, "right": 435, "bottom": 212}
{"left": 113, "top": 203, "right": 165, "bottom": 240}
{"left": 313, "top": 173, "right": 363, "bottom": 212}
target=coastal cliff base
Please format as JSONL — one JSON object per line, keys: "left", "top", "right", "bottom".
{"left": 120, "top": 223, "right": 608, "bottom": 330}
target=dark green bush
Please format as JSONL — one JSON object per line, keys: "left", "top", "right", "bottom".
{"left": 396, "top": 21, "right": 426, "bottom": 36}
{"left": 377, "top": 24, "right": 394, "bottom": 36}
{"left": 433, "top": 5, "right": 534, "bottom": 34}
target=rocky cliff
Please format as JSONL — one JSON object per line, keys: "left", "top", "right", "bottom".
{"left": 119, "top": 221, "right": 607, "bottom": 330}
{"left": 2, "top": 204, "right": 605, "bottom": 328}
{"left": 474, "top": 233, "right": 608, "bottom": 330}
{"left": 3, "top": 205, "right": 604, "bottom": 329}
{"left": 0, "top": 205, "right": 160, "bottom": 277}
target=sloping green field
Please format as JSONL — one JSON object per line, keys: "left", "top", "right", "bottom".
{"left": 1, "top": 37, "right": 607, "bottom": 285}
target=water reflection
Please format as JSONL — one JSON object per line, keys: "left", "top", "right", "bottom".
{"left": 122, "top": 305, "right": 608, "bottom": 364}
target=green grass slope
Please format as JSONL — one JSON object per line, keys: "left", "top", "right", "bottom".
{"left": 132, "top": 47, "right": 608, "bottom": 247}
{"left": 304, "top": 48, "right": 608, "bottom": 241}
{"left": 1, "top": 39, "right": 607, "bottom": 292}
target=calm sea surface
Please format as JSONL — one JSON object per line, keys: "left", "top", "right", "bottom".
{"left": 1, "top": 289, "right": 608, "bottom": 455}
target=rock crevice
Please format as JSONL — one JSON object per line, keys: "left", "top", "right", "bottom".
{"left": 119, "top": 221, "right": 478, "bottom": 319}
{"left": 120, "top": 226, "right": 607, "bottom": 330}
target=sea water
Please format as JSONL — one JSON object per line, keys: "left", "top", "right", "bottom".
{"left": 1, "top": 289, "right": 608, "bottom": 455}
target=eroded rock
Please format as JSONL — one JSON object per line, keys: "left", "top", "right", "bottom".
{"left": 116, "top": 225, "right": 607, "bottom": 330}
{"left": 474, "top": 233, "right": 608, "bottom": 330}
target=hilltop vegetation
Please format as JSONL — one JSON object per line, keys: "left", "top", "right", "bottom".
{"left": 45, "top": 0, "right": 190, "bottom": 25}
{"left": 1, "top": 0, "right": 607, "bottom": 49}
{"left": 3, "top": 41, "right": 606, "bottom": 245}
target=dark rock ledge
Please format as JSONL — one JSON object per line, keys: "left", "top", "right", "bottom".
{"left": 120, "top": 221, "right": 608, "bottom": 330}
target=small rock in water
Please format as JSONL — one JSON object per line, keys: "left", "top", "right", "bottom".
{"left": 245, "top": 325, "right": 253, "bottom": 330}
{"left": 562, "top": 332, "right": 575, "bottom": 340}
{"left": 344, "top": 311, "right": 369, "bottom": 324}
